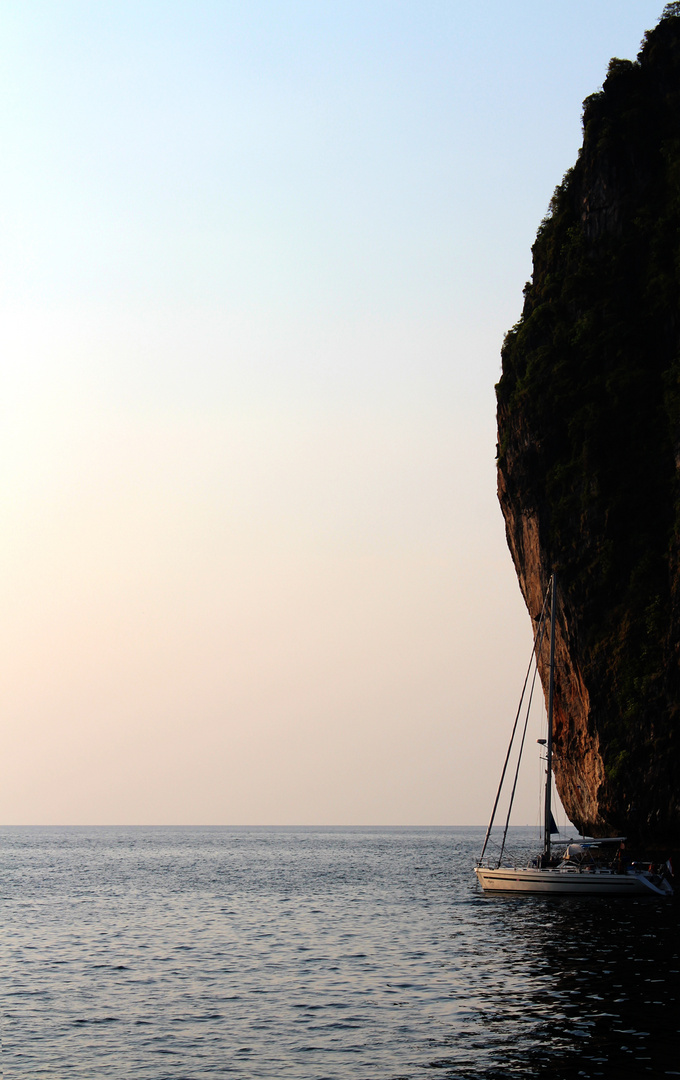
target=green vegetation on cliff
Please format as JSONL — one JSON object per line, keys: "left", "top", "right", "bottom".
{"left": 497, "top": 4, "right": 680, "bottom": 838}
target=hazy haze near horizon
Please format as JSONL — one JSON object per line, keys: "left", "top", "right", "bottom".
{"left": 0, "top": 1, "right": 662, "bottom": 825}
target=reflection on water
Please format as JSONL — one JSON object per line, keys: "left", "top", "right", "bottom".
{"left": 457, "top": 892, "right": 679, "bottom": 1078}
{"left": 1, "top": 826, "right": 677, "bottom": 1078}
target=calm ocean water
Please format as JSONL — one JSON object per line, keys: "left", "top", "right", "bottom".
{"left": 2, "top": 826, "right": 678, "bottom": 1079}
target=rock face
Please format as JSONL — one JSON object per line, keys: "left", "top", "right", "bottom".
{"left": 497, "top": 6, "right": 680, "bottom": 844}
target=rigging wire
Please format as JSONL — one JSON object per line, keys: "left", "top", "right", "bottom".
{"left": 496, "top": 632, "right": 545, "bottom": 867}
{"left": 478, "top": 580, "right": 552, "bottom": 864}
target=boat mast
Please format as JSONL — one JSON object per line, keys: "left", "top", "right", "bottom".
{"left": 544, "top": 573, "right": 556, "bottom": 860}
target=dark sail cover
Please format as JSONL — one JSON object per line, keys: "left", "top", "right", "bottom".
{"left": 549, "top": 811, "right": 559, "bottom": 836}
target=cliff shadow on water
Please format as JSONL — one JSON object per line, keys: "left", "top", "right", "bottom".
{"left": 497, "top": 3, "right": 680, "bottom": 847}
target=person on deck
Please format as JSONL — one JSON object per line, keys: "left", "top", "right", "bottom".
{"left": 615, "top": 841, "right": 627, "bottom": 874}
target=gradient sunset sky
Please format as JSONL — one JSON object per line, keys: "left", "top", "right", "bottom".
{"left": 1, "top": 1, "right": 663, "bottom": 824}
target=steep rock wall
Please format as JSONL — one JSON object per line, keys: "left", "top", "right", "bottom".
{"left": 497, "top": 6, "right": 680, "bottom": 843}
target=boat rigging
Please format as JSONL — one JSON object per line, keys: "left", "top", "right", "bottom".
{"left": 475, "top": 574, "right": 674, "bottom": 896}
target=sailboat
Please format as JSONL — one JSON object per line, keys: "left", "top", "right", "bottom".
{"left": 475, "top": 574, "right": 674, "bottom": 896}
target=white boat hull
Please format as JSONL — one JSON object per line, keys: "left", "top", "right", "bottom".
{"left": 475, "top": 865, "right": 672, "bottom": 896}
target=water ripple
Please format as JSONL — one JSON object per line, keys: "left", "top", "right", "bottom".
{"left": 1, "top": 826, "right": 678, "bottom": 1078}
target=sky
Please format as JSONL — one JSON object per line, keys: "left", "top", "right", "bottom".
{"left": 0, "top": 1, "right": 665, "bottom": 825}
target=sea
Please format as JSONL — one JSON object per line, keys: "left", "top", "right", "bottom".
{"left": 2, "top": 826, "right": 678, "bottom": 1079}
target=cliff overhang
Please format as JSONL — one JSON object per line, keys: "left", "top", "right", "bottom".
{"left": 497, "top": 5, "right": 680, "bottom": 844}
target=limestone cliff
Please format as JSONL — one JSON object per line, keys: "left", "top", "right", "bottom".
{"left": 497, "top": 5, "right": 680, "bottom": 844}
